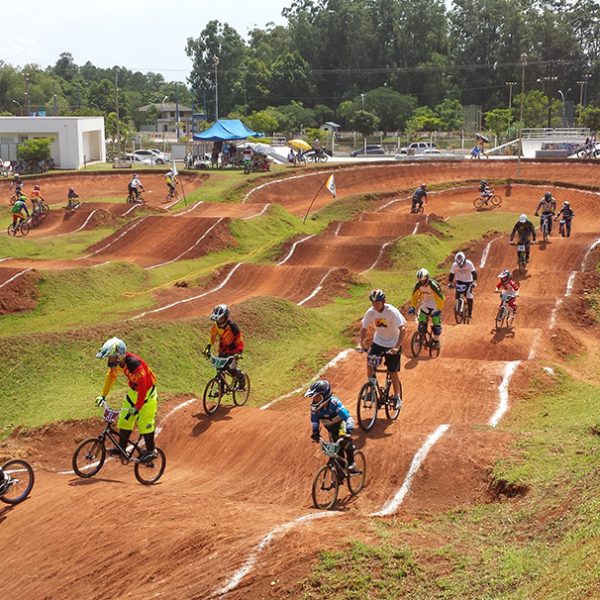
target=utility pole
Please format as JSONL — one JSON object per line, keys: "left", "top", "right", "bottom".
{"left": 115, "top": 69, "right": 120, "bottom": 154}
{"left": 577, "top": 79, "right": 586, "bottom": 124}
{"left": 517, "top": 53, "right": 527, "bottom": 177}
{"left": 213, "top": 56, "right": 219, "bottom": 120}
{"left": 25, "top": 72, "right": 30, "bottom": 116}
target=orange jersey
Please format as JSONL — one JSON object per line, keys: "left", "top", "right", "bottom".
{"left": 101, "top": 352, "right": 157, "bottom": 410}
{"left": 209, "top": 320, "right": 244, "bottom": 355}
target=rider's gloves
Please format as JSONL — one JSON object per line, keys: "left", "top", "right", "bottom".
{"left": 128, "top": 406, "right": 139, "bottom": 416}
{"left": 471, "top": 282, "right": 478, "bottom": 288}
{"left": 407, "top": 307, "right": 415, "bottom": 315}
{"left": 432, "top": 310, "right": 442, "bottom": 317}
{"left": 95, "top": 395, "right": 105, "bottom": 407}
{"left": 311, "top": 432, "right": 320, "bottom": 443}
{"left": 203, "top": 344, "right": 211, "bottom": 357}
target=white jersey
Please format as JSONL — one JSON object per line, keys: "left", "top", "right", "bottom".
{"left": 130, "top": 177, "right": 142, "bottom": 189}
{"left": 450, "top": 259, "right": 476, "bottom": 283}
{"left": 361, "top": 303, "right": 406, "bottom": 348}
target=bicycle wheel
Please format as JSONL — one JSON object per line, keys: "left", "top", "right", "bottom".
{"left": 495, "top": 306, "right": 506, "bottom": 331}
{"left": 164, "top": 192, "right": 172, "bottom": 202}
{"left": 20, "top": 221, "right": 30, "bottom": 236}
{"left": 518, "top": 253, "right": 527, "bottom": 274}
{"left": 385, "top": 380, "right": 402, "bottom": 420}
{"left": 134, "top": 447, "right": 166, "bottom": 485}
{"left": 319, "top": 154, "right": 329, "bottom": 163}
{"left": 41, "top": 202, "right": 49, "bottom": 215}
{"left": 473, "top": 197, "right": 484, "bottom": 209}
{"left": 454, "top": 298, "right": 464, "bottom": 324}
{"left": 232, "top": 372, "right": 251, "bottom": 406}
{"left": 72, "top": 438, "right": 106, "bottom": 478}
{"left": 410, "top": 331, "right": 423, "bottom": 357}
{"left": 491, "top": 194, "right": 502, "bottom": 207}
{"left": 202, "top": 376, "right": 223, "bottom": 415}
{"left": 429, "top": 336, "right": 441, "bottom": 358}
{"left": 0, "top": 459, "right": 35, "bottom": 505}
{"left": 506, "top": 309, "right": 515, "bottom": 328}
{"left": 1, "top": 169, "right": 8, "bottom": 178}
{"left": 347, "top": 450, "right": 366, "bottom": 495}
{"left": 577, "top": 148, "right": 589, "bottom": 159}
{"left": 356, "top": 381, "right": 378, "bottom": 432}
{"left": 542, "top": 222, "right": 549, "bottom": 242}
{"left": 7, "top": 224, "right": 16, "bottom": 236}
{"left": 30, "top": 213, "right": 40, "bottom": 228}
{"left": 311, "top": 463, "right": 339, "bottom": 509}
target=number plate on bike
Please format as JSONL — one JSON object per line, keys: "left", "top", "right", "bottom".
{"left": 517, "top": 244, "right": 526, "bottom": 252}
{"left": 103, "top": 408, "right": 120, "bottom": 423}
{"left": 367, "top": 354, "right": 383, "bottom": 367}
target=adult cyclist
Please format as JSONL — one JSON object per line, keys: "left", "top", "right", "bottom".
{"left": 555, "top": 201, "right": 575, "bottom": 237}
{"left": 128, "top": 173, "right": 144, "bottom": 202}
{"left": 359, "top": 289, "right": 406, "bottom": 410}
{"left": 409, "top": 268, "right": 445, "bottom": 349}
{"left": 411, "top": 183, "right": 428, "bottom": 213}
{"left": 448, "top": 251, "right": 478, "bottom": 319}
{"left": 306, "top": 380, "right": 358, "bottom": 473}
{"left": 95, "top": 337, "right": 158, "bottom": 462}
{"left": 534, "top": 192, "right": 557, "bottom": 236}
{"left": 510, "top": 214, "right": 536, "bottom": 263}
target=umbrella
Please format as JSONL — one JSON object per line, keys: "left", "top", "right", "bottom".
{"left": 251, "top": 143, "right": 271, "bottom": 155}
{"left": 476, "top": 133, "right": 490, "bottom": 143}
{"left": 288, "top": 139, "right": 311, "bottom": 151}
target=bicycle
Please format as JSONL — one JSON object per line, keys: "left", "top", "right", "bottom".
{"left": 355, "top": 350, "right": 402, "bottom": 432}
{"left": 452, "top": 282, "right": 474, "bottom": 324}
{"left": 495, "top": 293, "right": 517, "bottom": 331}
{"left": 7, "top": 218, "right": 30, "bottom": 236}
{"left": 165, "top": 187, "right": 179, "bottom": 203}
{"left": 473, "top": 194, "right": 502, "bottom": 209}
{"left": 576, "top": 144, "right": 599, "bottom": 159}
{"left": 202, "top": 353, "right": 250, "bottom": 415}
{"left": 126, "top": 191, "right": 145, "bottom": 205}
{"left": 410, "top": 202, "right": 425, "bottom": 214}
{"left": 558, "top": 217, "right": 573, "bottom": 238}
{"left": 72, "top": 402, "right": 166, "bottom": 485}
{"left": 311, "top": 438, "right": 366, "bottom": 510}
{"left": 512, "top": 240, "right": 533, "bottom": 274}
{"left": 410, "top": 316, "right": 441, "bottom": 358}
{"left": 0, "top": 459, "right": 35, "bottom": 505}
{"left": 64, "top": 199, "right": 81, "bottom": 214}
{"left": 30, "top": 204, "right": 49, "bottom": 227}
{"left": 538, "top": 213, "right": 554, "bottom": 242}
{"left": 305, "top": 150, "right": 329, "bottom": 163}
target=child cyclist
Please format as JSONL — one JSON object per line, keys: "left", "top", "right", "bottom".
{"left": 305, "top": 379, "right": 358, "bottom": 473}
{"left": 409, "top": 268, "right": 445, "bottom": 348}
{"left": 10, "top": 193, "right": 29, "bottom": 231}
{"left": 30, "top": 185, "right": 45, "bottom": 213}
{"left": 204, "top": 304, "right": 246, "bottom": 390}
{"left": 66, "top": 187, "right": 80, "bottom": 209}
{"left": 165, "top": 170, "right": 178, "bottom": 199}
{"left": 495, "top": 270, "right": 519, "bottom": 315}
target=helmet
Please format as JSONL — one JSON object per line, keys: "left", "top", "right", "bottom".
{"left": 519, "top": 214, "right": 527, "bottom": 223}
{"left": 421, "top": 183, "right": 427, "bottom": 189}
{"left": 480, "top": 179, "right": 487, "bottom": 185}
{"left": 133, "top": 173, "right": 139, "bottom": 178}
{"left": 166, "top": 170, "right": 172, "bottom": 175}
{"left": 96, "top": 337, "right": 126, "bottom": 361}
{"left": 305, "top": 380, "right": 332, "bottom": 412}
{"left": 455, "top": 251, "right": 466, "bottom": 267}
{"left": 544, "top": 192, "right": 552, "bottom": 201}
{"left": 34, "top": 185, "right": 40, "bottom": 191}
{"left": 416, "top": 268, "right": 430, "bottom": 282}
{"left": 563, "top": 201, "right": 570, "bottom": 207}
{"left": 210, "top": 303, "right": 229, "bottom": 322}
{"left": 369, "top": 288, "right": 386, "bottom": 302}
{"left": 498, "top": 269, "right": 511, "bottom": 283}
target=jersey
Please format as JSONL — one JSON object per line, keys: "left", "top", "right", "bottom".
{"left": 129, "top": 177, "right": 142, "bottom": 189}
{"left": 12, "top": 199, "right": 28, "bottom": 215}
{"left": 536, "top": 197, "right": 556, "bottom": 214}
{"left": 510, "top": 220, "right": 536, "bottom": 242}
{"left": 449, "top": 259, "right": 477, "bottom": 283}
{"left": 209, "top": 319, "right": 244, "bottom": 356}
{"left": 101, "top": 352, "right": 157, "bottom": 410}
{"left": 311, "top": 395, "right": 354, "bottom": 436}
{"left": 361, "top": 303, "right": 406, "bottom": 348}
{"left": 165, "top": 174, "right": 173, "bottom": 185}
{"left": 410, "top": 279, "right": 445, "bottom": 312}
{"left": 557, "top": 206, "right": 574, "bottom": 220}
{"left": 496, "top": 279, "right": 519, "bottom": 295}
{"left": 68, "top": 189, "right": 79, "bottom": 199}
{"left": 412, "top": 187, "right": 427, "bottom": 203}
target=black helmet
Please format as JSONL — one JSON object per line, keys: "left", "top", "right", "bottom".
{"left": 544, "top": 192, "right": 552, "bottom": 200}
{"left": 369, "top": 288, "right": 386, "bottom": 302}
{"left": 305, "top": 380, "right": 333, "bottom": 412}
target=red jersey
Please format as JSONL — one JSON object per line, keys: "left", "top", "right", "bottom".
{"left": 101, "top": 352, "right": 157, "bottom": 410}
{"left": 209, "top": 320, "right": 244, "bottom": 356}
{"left": 496, "top": 279, "right": 519, "bottom": 294}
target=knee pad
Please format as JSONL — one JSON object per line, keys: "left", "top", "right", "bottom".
{"left": 418, "top": 321, "right": 427, "bottom": 334}
{"left": 433, "top": 324, "right": 442, "bottom": 336}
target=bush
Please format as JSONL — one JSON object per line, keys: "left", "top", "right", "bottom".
{"left": 16, "top": 137, "right": 53, "bottom": 162}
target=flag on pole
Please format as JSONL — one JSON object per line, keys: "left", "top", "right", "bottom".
{"left": 325, "top": 174, "right": 336, "bottom": 198}
{"left": 172, "top": 160, "right": 178, "bottom": 177}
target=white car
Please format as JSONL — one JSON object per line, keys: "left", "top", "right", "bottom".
{"left": 123, "top": 153, "right": 153, "bottom": 165}
{"left": 397, "top": 142, "right": 437, "bottom": 155}
{"left": 133, "top": 149, "right": 169, "bottom": 164}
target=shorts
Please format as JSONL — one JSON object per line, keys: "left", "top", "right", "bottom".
{"left": 118, "top": 387, "right": 158, "bottom": 433}
{"left": 368, "top": 342, "right": 400, "bottom": 372}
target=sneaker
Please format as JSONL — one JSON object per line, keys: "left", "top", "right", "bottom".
{"left": 431, "top": 339, "right": 441, "bottom": 349}
{"left": 108, "top": 448, "right": 122, "bottom": 457}
{"left": 348, "top": 463, "right": 359, "bottom": 474}
{"left": 392, "top": 395, "right": 403, "bottom": 411}
{"left": 235, "top": 377, "right": 246, "bottom": 391}
{"left": 139, "top": 450, "right": 157, "bottom": 464}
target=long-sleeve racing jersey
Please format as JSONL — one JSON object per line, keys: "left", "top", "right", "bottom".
{"left": 311, "top": 396, "right": 355, "bottom": 436}
{"left": 209, "top": 319, "right": 245, "bottom": 356}
{"left": 101, "top": 352, "right": 157, "bottom": 410}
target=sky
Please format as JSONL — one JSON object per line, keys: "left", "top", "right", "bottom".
{"left": 0, "top": 0, "right": 292, "bottom": 82}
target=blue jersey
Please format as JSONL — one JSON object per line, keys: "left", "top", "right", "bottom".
{"left": 311, "top": 395, "right": 354, "bottom": 436}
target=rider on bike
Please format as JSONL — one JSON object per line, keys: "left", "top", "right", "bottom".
{"left": 359, "top": 289, "right": 406, "bottom": 410}
{"left": 495, "top": 270, "right": 519, "bottom": 315}
{"left": 67, "top": 187, "right": 80, "bottom": 209}
{"left": 448, "top": 251, "right": 478, "bottom": 319}
{"left": 10, "top": 194, "right": 29, "bottom": 230}
{"left": 306, "top": 380, "right": 357, "bottom": 473}
{"left": 411, "top": 183, "right": 428, "bottom": 212}
{"left": 95, "top": 337, "right": 158, "bottom": 462}
{"left": 555, "top": 201, "right": 575, "bottom": 237}
{"left": 165, "top": 170, "right": 178, "bottom": 198}
{"left": 409, "top": 268, "right": 445, "bottom": 348}
{"left": 534, "top": 192, "right": 557, "bottom": 236}
{"left": 510, "top": 214, "right": 536, "bottom": 263}
{"left": 128, "top": 174, "right": 144, "bottom": 202}
{"left": 11, "top": 173, "right": 22, "bottom": 195}
{"left": 479, "top": 180, "right": 493, "bottom": 200}
{"left": 204, "top": 304, "right": 246, "bottom": 390}
{"left": 30, "top": 185, "right": 45, "bottom": 214}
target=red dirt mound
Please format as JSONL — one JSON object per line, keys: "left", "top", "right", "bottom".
{"left": 0, "top": 268, "right": 39, "bottom": 314}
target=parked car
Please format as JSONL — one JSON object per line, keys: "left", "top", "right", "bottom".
{"left": 395, "top": 148, "right": 463, "bottom": 161}
{"left": 350, "top": 144, "right": 386, "bottom": 157}
{"left": 397, "top": 142, "right": 438, "bottom": 155}
{"left": 133, "top": 149, "right": 169, "bottom": 164}
{"left": 123, "top": 153, "right": 153, "bottom": 165}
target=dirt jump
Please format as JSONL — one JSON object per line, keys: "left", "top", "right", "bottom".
{"left": 2, "top": 161, "right": 600, "bottom": 598}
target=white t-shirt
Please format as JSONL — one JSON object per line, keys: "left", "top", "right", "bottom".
{"left": 361, "top": 303, "right": 406, "bottom": 347}
{"left": 450, "top": 259, "right": 476, "bottom": 282}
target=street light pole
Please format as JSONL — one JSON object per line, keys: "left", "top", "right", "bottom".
{"left": 360, "top": 93, "right": 366, "bottom": 155}
{"left": 558, "top": 89, "right": 572, "bottom": 128}
{"left": 115, "top": 69, "right": 120, "bottom": 154}
{"left": 577, "top": 79, "right": 586, "bottom": 124}
{"left": 505, "top": 81, "right": 517, "bottom": 110}
{"left": 537, "top": 75, "right": 558, "bottom": 128}
{"left": 517, "top": 53, "right": 527, "bottom": 177}
{"left": 25, "top": 72, "right": 30, "bottom": 115}
{"left": 213, "top": 56, "right": 220, "bottom": 120}
{"left": 161, "top": 95, "right": 168, "bottom": 155}
{"left": 12, "top": 99, "right": 22, "bottom": 117}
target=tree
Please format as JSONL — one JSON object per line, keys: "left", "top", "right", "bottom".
{"left": 363, "top": 88, "right": 417, "bottom": 131}
{"left": 269, "top": 52, "right": 314, "bottom": 105}
{"left": 244, "top": 110, "right": 279, "bottom": 134}
{"left": 484, "top": 108, "right": 512, "bottom": 141}
{"left": 435, "top": 99, "right": 463, "bottom": 131}
{"left": 407, "top": 106, "right": 444, "bottom": 131}
{"left": 350, "top": 110, "right": 380, "bottom": 141}
{"left": 87, "top": 78, "right": 116, "bottom": 113}
{"left": 580, "top": 105, "right": 600, "bottom": 131}
{"left": 17, "top": 138, "right": 53, "bottom": 162}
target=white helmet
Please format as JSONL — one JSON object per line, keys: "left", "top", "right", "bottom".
{"left": 96, "top": 337, "right": 126, "bottom": 360}
{"left": 519, "top": 214, "right": 527, "bottom": 223}
{"left": 210, "top": 304, "right": 229, "bottom": 322}
{"left": 455, "top": 251, "right": 466, "bottom": 267}
{"left": 416, "top": 268, "right": 430, "bottom": 281}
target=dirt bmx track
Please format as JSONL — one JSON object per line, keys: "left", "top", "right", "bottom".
{"left": 2, "top": 161, "right": 600, "bottom": 598}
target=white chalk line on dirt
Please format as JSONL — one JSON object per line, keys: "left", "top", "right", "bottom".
{"left": 146, "top": 218, "right": 224, "bottom": 270}
{"left": 243, "top": 170, "right": 337, "bottom": 203}
{"left": 79, "top": 216, "right": 149, "bottom": 259}
{"left": 333, "top": 221, "right": 343, "bottom": 236}
{"left": 361, "top": 236, "right": 401, "bottom": 273}
{"left": 122, "top": 204, "right": 141, "bottom": 217}
{"left": 297, "top": 268, "right": 334, "bottom": 306}
{"left": 73, "top": 209, "right": 100, "bottom": 233}
{"left": 211, "top": 512, "right": 337, "bottom": 598}
{"left": 489, "top": 361, "right": 522, "bottom": 427}
{"left": 0, "top": 257, "right": 13, "bottom": 265}
{"left": 242, "top": 203, "right": 271, "bottom": 220}
{"left": 276, "top": 234, "right": 316, "bottom": 266}
{"left": 549, "top": 270, "right": 577, "bottom": 329}
{"left": 173, "top": 200, "right": 204, "bottom": 216}
{"left": 479, "top": 237, "right": 499, "bottom": 268}
{"left": 411, "top": 222, "right": 420, "bottom": 236}
{"left": 131, "top": 262, "right": 243, "bottom": 320}
{"left": 371, "top": 423, "right": 450, "bottom": 517}
{"left": 0, "top": 268, "right": 30, "bottom": 289}
{"left": 580, "top": 237, "right": 600, "bottom": 271}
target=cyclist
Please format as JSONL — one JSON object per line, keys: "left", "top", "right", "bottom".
{"left": 66, "top": 187, "right": 80, "bottom": 209}
{"left": 95, "top": 337, "right": 158, "bottom": 462}
{"left": 448, "top": 251, "right": 478, "bottom": 319}
{"left": 10, "top": 193, "right": 29, "bottom": 232}
{"left": 479, "top": 180, "right": 493, "bottom": 200}
{"left": 0, "top": 466, "right": 6, "bottom": 494}
{"left": 359, "top": 289, "right": 406, "bottom": 410}
{"left": 165, "top": 170, "right": 178, "bottom": 199}
{"left": 11, "top": 173, "right": 22, "bottom": 195}
{"left": 306, "top": 380, "right": 357, "bottom": 473}
{"left": 204, "top": 304, "right": 246, "bottom": 390}
{"left": 510, "top": 214, "right": 536, "bottom": 263}
{"left": 534, "top": 192, "right": 557, "bottom": 236}
{"left": 411, "top": 183, "right": 428, "bottom": 212}
{"left": 128, "top": 173, "right": 144, "bottom": 202}
{"left": 555, "top": 201, "right": 575, "bottom": 237}
{"left": 30, "top": 185, "right": 45, "bottom": 214}
{"left": 409, "top": 268, "right": 445, "bottom": 349}
{"left": 495, "top": 269, "right": 519, "bottom": 315}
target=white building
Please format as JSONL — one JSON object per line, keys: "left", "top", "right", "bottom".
{"left": 0, "top": 116, "right": 105, "bottom": 169}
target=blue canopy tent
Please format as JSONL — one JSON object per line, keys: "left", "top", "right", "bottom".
{"left": 192, "top": 119, "right": 260, "bottom": 141}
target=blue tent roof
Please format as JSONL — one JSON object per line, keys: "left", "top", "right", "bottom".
{"left": 193, "top": 119, "right": 259, "bottom": 141}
